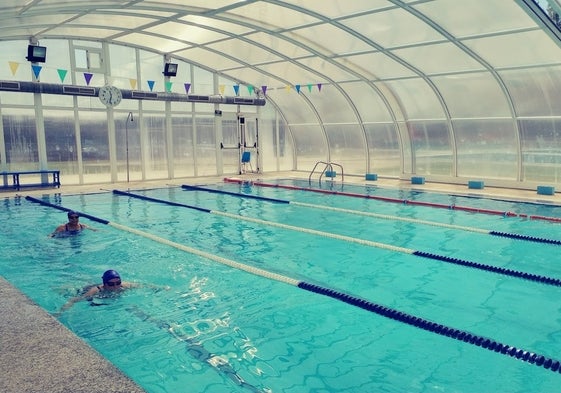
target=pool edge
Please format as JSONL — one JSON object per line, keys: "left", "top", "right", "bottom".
{"left": 0, "top": 276, "right": 146, "bottom": 393}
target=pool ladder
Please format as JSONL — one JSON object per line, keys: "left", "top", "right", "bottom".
{"left": 309, "top": 161, "right": 344, "bottom": 185}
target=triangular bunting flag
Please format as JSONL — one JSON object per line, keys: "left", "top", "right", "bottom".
{"left": 9, "top": 61, "right": 19, "bottom": 76}
{"left": 32, "top": 65, "right": 42, "bottom": 79}
{"left": 165, "top": 81, "right": 173, "bottom": 92}
{"left": 184, "top": 83, "right": 191, "bottom": 93}
{"left": 307, "top": 84, "right": 312, "bottom": 93}
{"left": 285, "top": 85, "right": 291, "bottom": 92}
{"left": 57, "top": 69, "right": 68, "bottom": 83}
{"left": 261, "top": 85, "right": 267, "bottom": 95}
{"left": 219, "top": 84, "right": 225, "bottom": 95}
{"left": 84, "top": 73, "right": 93, "bottom": 85}
{"left": 247, "top": 85, "right": 254, "bottom": 95}
{"left": 130, "top": 79, "right": 137, "bottom": 89}
{"left": 317, "top": 83, "right": 322, "bottom": 92}
{"left": 148, "top": 80, "right": 155, "bottom": 91}
{"left": 233, "top": 85, "right": 240, "bottom": 96}
{"left": 295, "top": 84, "right": 301, "bottom": 94}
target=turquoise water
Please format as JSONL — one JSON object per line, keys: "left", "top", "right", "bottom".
{"left": 2, "top": 181, "right": 561, "bottom": 392}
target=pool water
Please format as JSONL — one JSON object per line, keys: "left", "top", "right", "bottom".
{"left": 2, "top": 181, "right": 561, "bottom": 393}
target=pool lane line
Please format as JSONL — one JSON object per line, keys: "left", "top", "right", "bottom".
{"left": 182, "top": 184, "right": 561, "bottom": 246}
{"left": 113, "top": 190, "right": 561, "bottom": 289}
{"left": 23, "top": 196, "right": 561, "bottom": 375}
{"left": 224, "top": 178, "right": 561, "bottom": 224}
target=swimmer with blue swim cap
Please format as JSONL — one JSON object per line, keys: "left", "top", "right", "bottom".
{"left": 56, "top": 269, "right": 137, "bottom": 315}
{"left": 50, "top": 210, "right": 97, "bottom": 237}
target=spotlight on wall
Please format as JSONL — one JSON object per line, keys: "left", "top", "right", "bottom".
{"left": 163, "top": 63, "right": 178, "bottom": 77}
{"left": 26, "top": 45, "right": 47, "bottom": 63}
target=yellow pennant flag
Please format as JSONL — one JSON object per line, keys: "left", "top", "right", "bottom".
{"left": 129, "top": 79, "right": 137, "bottom": 89}
{"left": 9, "top": 61, "right": 19, "bottom": 76}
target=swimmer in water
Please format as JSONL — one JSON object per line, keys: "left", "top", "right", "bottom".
{"left": 56, "top": 270, "right": 137, "bottom": 315}
{"left": 50, "top": 210, "right": 96, "bottom": 237}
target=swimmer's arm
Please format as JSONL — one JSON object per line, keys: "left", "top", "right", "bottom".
{"left": 55, "top": 286, "right": 100, "bottom": 316}
{"left": 80, "top": 223, "right": 98, "bottom": 232}
{"left": 49, "top": 224, "right": 66, "bottom": 237}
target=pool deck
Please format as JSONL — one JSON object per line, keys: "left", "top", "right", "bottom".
{"left": 1, "top": 171, "right": 560, "bottom": 392}
{"left": 0, "top": 276, "right": 146, "bottom": 393}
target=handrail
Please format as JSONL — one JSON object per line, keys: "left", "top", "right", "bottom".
{"left": 308, "top": 161, "right": 344, "bottom": 184}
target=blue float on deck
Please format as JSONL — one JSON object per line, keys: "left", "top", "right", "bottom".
{"left": 325, "top": 170, "right": 336, "bottom": 178}
{"left": 411, "top": 176, "right": 425, "bottom": 185}
{"left": 468, "top": 180, "right": 484, "bottom": 189}
{"left": 537, "top": 185, "right": 555, "bottom": 195}
{"left": 365, "top": 173, "right": 378, "bottom": 181}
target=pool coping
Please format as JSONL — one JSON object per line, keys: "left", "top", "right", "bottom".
{"left": 0, "top": 276, "right": 146, "bottom": 393}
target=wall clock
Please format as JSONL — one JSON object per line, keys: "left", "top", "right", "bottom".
{"left": 98, "top": 85, "right": 122, "bottom": 107}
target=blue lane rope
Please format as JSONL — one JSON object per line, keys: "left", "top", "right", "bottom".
{"left": 113, "top": 190, "right": 561, "bottom": 288}
{"left": 182, "top": 184, "right": 289, "bottom": 204}
{"left": 23, "top": 195, "right": 561, "bottom": 375}
{"left": 183, "top": 184, "right": 561, "bottom": 246}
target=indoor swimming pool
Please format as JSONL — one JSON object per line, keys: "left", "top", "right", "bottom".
{"left": 2, "top": 179, "right": 561, "bottom": 393}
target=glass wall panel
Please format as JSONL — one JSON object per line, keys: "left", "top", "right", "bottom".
{"left": 432, "top": 72, "right": 511, "bottom": 118}
{"left": 339, "top": 82, "right": 393, "bottom": 122}
{"left": 519, "top": 119, "right": 561, "bottom": 183}
{"left": 109, "top": 44, "right": 137, "bottom": 87}
{"left": 116, "top": 114, "right": 141, "bottom": 182}
{"left": 453, "top": 119, "right": 518, "bottom": 180}
{"left": 193, "top": 66, "right": 214, "bottom": 95}
{"left": 291, "top": 124, "right": 327, "bottom": 170}
{"left": 143, "top": 114, "right": 167, "bottom": 180}
{"left": 324, "top": 124, "right": 365, "bottom": 174}
{"left": 267, "top": 89, "right": 318, "bottom": 124}
{"left": 259, "top": 104, "right": 294, "bottom": 172}
{"left": 35, "top": 39, "right": 71, "bottom": 84}
{"left": 408, "top": 121, "right": 452, "bottom": 176}
{"left": 501, "top": 67, "right": 561, "bottom": 117}
{"left": 364, "top": 123, "right": 401, "bottom": 176}
{"left": 386, "top": 79, "right": 446, "bottom": 120}
{"left": 139, "top": 49, "right": 165, "bottom": 94}
{"left": 309, "top": 87, "right": 358, "bottom": 123}
{"left": 79, "top": 111, "right": 111, "bottom": 184}
{"left": 44, "top": 109, "right": 78, "bottom": 182}
{"left": 195, "top": 116, "right": 217, "bottom": 176}
{"left": 172, "top": 115, "right": 195, "bottom": 178}
{"left": 0, "top": 40, "right": 28, "bottom": 80}
{"left": 2, "top": 108, "right": 38, "bottom": 170}
{"left": 221, "top": 116, "right": 239, "bottom": 175}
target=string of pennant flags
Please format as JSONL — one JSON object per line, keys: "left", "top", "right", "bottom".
{"left": 8, "top": 61, "right": 324, "bottom": 95}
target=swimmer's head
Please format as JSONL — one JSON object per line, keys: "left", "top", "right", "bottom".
{"left": 102, "top": 270, "right": 121, "bottom": 284}
{"left": 67, "top": 211, "right": 79, "bottom": 219}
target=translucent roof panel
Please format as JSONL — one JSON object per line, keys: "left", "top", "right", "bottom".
{"left": 415, "top": 0, "right": 539, "bottom": 38}
{"left": 463, "top": 30, "right": 561, "bottom": 68}
{"left": 385, "top": 79, "right": 447, "bottom": 120}
{"left": 339, "top": 82, "right": 393, "bottom": 122}
{"left": 431, "top": 72, "right": 512, "bottom": 118}
{"left": 501, "top": 66, "right": 561, "bottom": 117}
{"left": 341, "top": 7, "right": 446, "bottom": 48}
{"left": 282, "top": 23, "right": 374, "bottom": 56}
{"left": 391, "top": 43, "right": 486, "bottom": 75}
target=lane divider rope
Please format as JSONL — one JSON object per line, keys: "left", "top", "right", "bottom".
{"left": 24, "top": 195, "right": 561, "bottom": 375}
{"left": 183, "top": 184, "right": 561, "bottom": 245}
{"left": 114, "top": 190, "right": 561, "bottom": 288}
{"left": 223, "top": 178, "right": 561, "bottom": 224}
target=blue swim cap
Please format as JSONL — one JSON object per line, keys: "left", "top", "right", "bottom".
{"left": 67, "top": 210, "right": 79, "bottom": 217}
{"left": 102, "top": 270, "right": 120, "bottom": 283}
